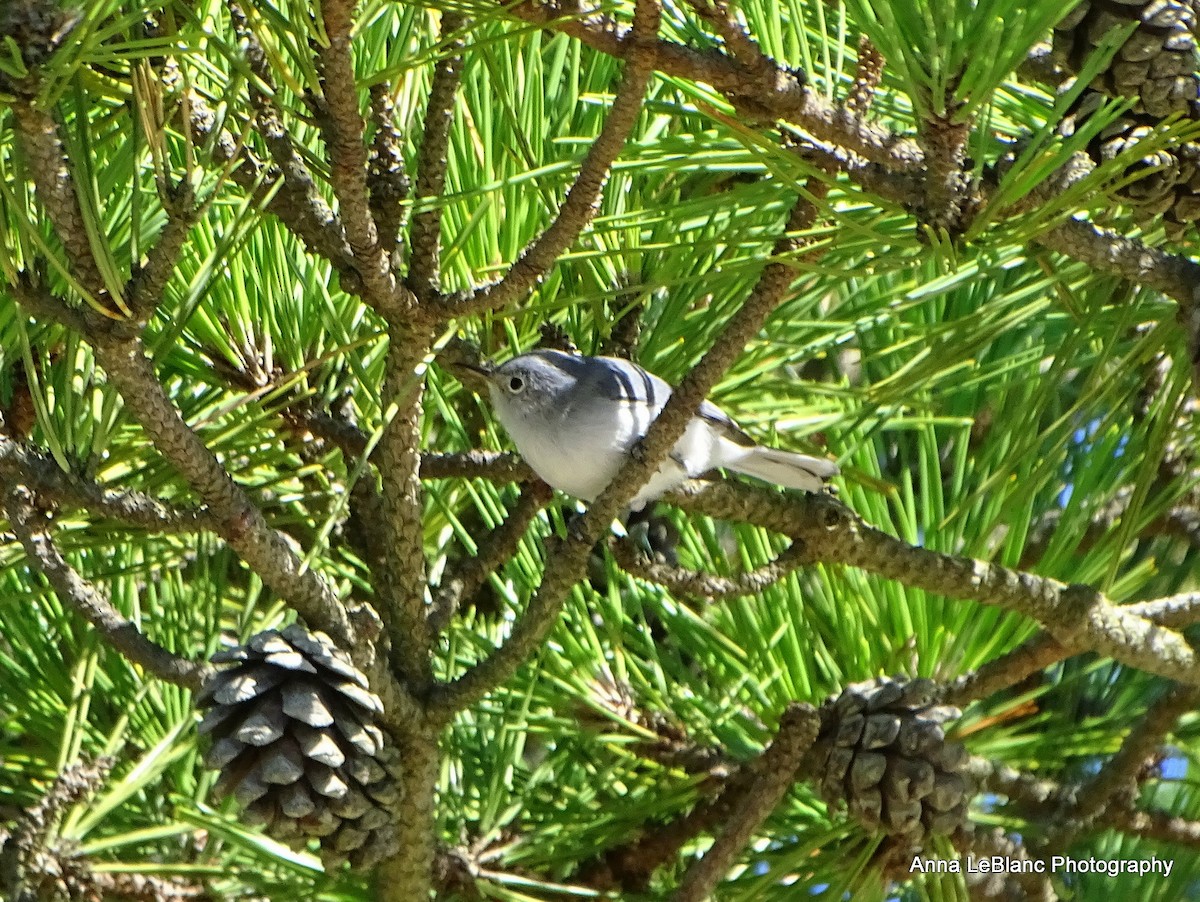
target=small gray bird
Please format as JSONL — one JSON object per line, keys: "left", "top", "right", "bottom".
{"left": 460, "top": 349, "right": 838, "bottom": 509}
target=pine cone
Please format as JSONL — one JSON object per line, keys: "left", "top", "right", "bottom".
{"left": 1048, "top": 1, "right": 1200, "bottom": 238}
{"left": 1061, "top": 94, "right": 1200, "bottom": 237}
{"left": 1052, "top": 0, "right": 1200, "bottom": 118}
{"left": 809, "top": 677, "right": 972, "bottom": 841}
{"left": 197, "top": 625, "right": 403, "bottom": 869}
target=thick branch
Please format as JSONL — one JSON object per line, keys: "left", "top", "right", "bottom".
{"left": 3, "top": 486, "right": 208, "bottom": 690}
{"left": 374, "top": 325, "right": 438, "bottom": 690}
{"left": 669, "top": 483, "right": 1200, "bottom": 685}
{"left": 11, "top": 102, "right": 114, "bottom": 305}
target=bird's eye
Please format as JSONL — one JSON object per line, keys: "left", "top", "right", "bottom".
{"left": 508, "top": 375, "right": 525, "bottom": 393}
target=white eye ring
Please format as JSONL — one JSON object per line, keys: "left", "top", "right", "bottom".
{"left": 507, "top": 375, "right": 525, "bottom": 393}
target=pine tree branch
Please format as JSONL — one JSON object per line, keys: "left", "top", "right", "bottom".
{"left": 916, "top": 114, "right": 973, "bottom": 232}
{"left": 669, "top": 483, "right": 1200, "bottom": 685}
{"left": 420, "top": 450, "right": 534, "bottom": 482}
{"left": 610, "top": 536, "right": 812, "bottom": 601}
{"left": 941, "top": 633, "right": 1066, "bottom": 707}
{"left": 1128, "top": 592, "right": 1200, "bottom": 628}
{"left": 12, "top": 276, "right": 359, "bottom": 652}
{"left": 10, "top": 102, "right": 114, "bottom": 308}
{"left": 434, "top": 4, "right": 659, "bottom": 319}
{"left": 975, "top": 756, "right": 1200, "bottom": 851}
{"left": 495, "top": 0, "right": 924, "bottom": 171}
{"left": 367, "top": 84, "right": 410, "bottom": 265}
{"left": 317, "top": 0, "right": 409, "bottom": 314}
{"left": 125, "top": 180, "right": 197, "bottom": 323}
{"left": 673, "top": 703, "right": 818, "bottom": 902}
{"left": 1108, "top": 805, "right": 1200, "bottom": 848}
{"left": 2, "top": 486, "right": 209, "bottom": 690}
{"left": 428, "top": 481, "right": 553, "bottom": 634}
{"left": 94, "top": 336, "right": 359, "bottom": 648}
{"left": 1040, "top": 683, "right": 1200, "bottom": 855}
{"left": 0, "top": 434, "right": 217, "bottom": 534}
{"left": 407, "top": 12, "right": 466, "bottom": 303}
{"left": 8, "top": 93, "right": 363, "bottom": 652}
{"left": 1034, "top": 218, "right": 1200, "bottom": 390}
{"left": 187, "top": 87, "right": 356, "bottom": 273}
{"left": 374, "top": 328, "right": 436, "bottom": 688}
{"left": 425, "top": 0, "right": 669, "bottom": 721}
{"left": 375, "top": 724, "right": 439, "bottom": 902}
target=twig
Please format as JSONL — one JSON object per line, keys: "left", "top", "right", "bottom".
{"left": 610, "top": 537, "right": 812, "bottom": 601}
{"left": 673, "top": 703, "right": 818, "bottom": 901}
{"left": 12, "top": 272, "right": 359, "bottom": 657}
{"left": 976, "top": 756, "right": 1200, "bottom": 850}
{"left": 496, "top": 0, "right": 925, "bottom": 171}
{"left": 0, "top": 434, "right": 217, "bottom": 534}
{"left": 317, "top": 0, "right": 407, "bottom": 313}
{"left": 425, "top": 0, "right": 662, "bottom": 721}
{"left": 1034, "top": 218, "right": 1200, "bottom": 392}
{"left": 126, "top": 180, "right": 197, "bottom": 323}
{"left": 187, "top": 87, "right": 355, "bottom": 272}
{"left": 1109, "top": 805, "right": 1200, "bottom": 848}
{"left": 941, "top": 633, "right": 1066, "bottom": 707}
{"left": 435, "top": 3, "right": 660, "bottom": 319}
{"left": 420, "top": 450, "right": 534, "bottom": 483}
{"left": 685, "top": 0, "right": 778, "bottom": 87}
{"left": 3, "top": 486, "right": 209, "bottom": 690}
{"left": 408, "top": 12, "right": 467, "bottom": 302}
{"left": 1128, "top": 591, "right": 1200, "bottom": 628}
{"left": 367, "top": 84, "right": 410, "bottom": 264}
{"left": 98, "top": 336, "right": 359, "bottom": 646}
{"left": 428, "top": 481, "right": 553, "bottom": 634}
{"left": 1041, "top": 683, "right": 1200, "bottom": 854}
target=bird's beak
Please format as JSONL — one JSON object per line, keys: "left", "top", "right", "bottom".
{"left": 449, "top": 359, "right": 494, "bottom": 387}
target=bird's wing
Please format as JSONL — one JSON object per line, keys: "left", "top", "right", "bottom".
{"left": 594, "top": 356, "right": 673, "bottom": 414}
{"left": 697, "top": 399, "right": 756, "bottom": 447}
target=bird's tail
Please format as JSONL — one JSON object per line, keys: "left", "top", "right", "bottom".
{"left": 727, "top": 446, "right": 839, "bottom": 493}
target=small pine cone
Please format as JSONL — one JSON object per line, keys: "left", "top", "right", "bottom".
{"left": 197, "top": 624, "right": 404, "bottom": 870}
{"left": 809, "top": 677, "right": 972, "bottom": 841}
{"left": 1052, "top": 0, "right": 1200, "bottom": 117}
{"left": 0, "top": 0, "right": 81, "bottom": 91}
